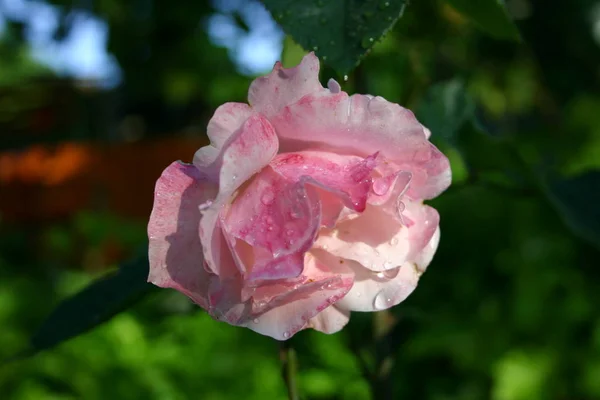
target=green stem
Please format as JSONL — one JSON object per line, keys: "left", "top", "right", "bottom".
{"left": 280, "top": 342, "right": 300, "bottom": 400}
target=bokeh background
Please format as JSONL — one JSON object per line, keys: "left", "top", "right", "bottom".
{"left": 1, "top": 0, "right": 599, "bottom": 399}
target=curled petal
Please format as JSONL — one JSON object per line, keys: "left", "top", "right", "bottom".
{"left": 225, "top": 166, "right": 321, "bottom": 281}
{"left": 314, "top": 200, "right": 439, "bottom": 272}
{"left": 248, "top": 52, "right": 326, "bottom": 117}
{"left": 193, "top": 103, "right": 253, "bottom": 179}
{"left": 271, "top": 151, "right": 377, "bottom": 212}
{"left": 413, "top": 225, "right": 440, "bottom": 273}
{"left": 148, "top": 162, "right": 218, "bottom": 308}
{"left": 200, "top": 114, "right": 279, "bottom": 276}
{"left": 336, "top": 259, "right": 420, "bottom": 313}
{"left": 313, "top": 249, "right": 419, "bottom": 313}
{"left": 245, "top": 253, "right": 353, "bottom": 340}
{"left": 271, "top": 93, "right": 451, "bottom": 200}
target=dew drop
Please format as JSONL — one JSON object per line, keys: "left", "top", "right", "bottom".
{"left": 356, "top": 292, "right": 361, "bottom": 297}
{"left": 290, "top": 207, "right": 303, "bottom": 218}
{"left": 321, "top": 244, "right": 328, "bottom": 250}
{"left": 198, "top": 200, "right": 213, "bottom": 211}
{"left": 383, "top": 267, "right": 399, "bottom": 279}
{"left": 395, "top": 199, "right": 405, "bottom": 219}
{"left": 343, "top": 74, "right": 348, "bottom": 81}
{"left": 373, "top": 290, "right": 393, "bottom": 310}
{"left": 390, "top": 237, "right": 399, "bottom": 246}
{"left": 373, "top": 178, "right": 390, "bottom": 195}
{"left": 232, "top": 174, "right": 238, "bottom": 181}
{"left": 253, "top": 318, "right": 259, "bottom": 324}
{"left": 376, "top": 272, "right": 385, "bottom": 279}
{"left": 261, "top": 190, "right": 275, "bottom": 205}
{"left": 379, "top": 1, "right": 390, "bottom": 9}
{"left": 283, "top": 331, "right": 290, "bottom": 338}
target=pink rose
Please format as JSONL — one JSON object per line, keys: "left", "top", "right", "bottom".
{"left": 147, "top": 53, "right": 451, "bottom": 340}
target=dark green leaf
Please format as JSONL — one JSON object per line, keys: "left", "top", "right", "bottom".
{"left": 444, "top": 0, "right": 521, "bottom": 41}
{"left": 546, "top": 170, "right": 600, "bottom": 249}
{"left": 261, "top": 0, "right": 407, "bottom": 74}
{"left": 416, "top": 78, "right": 474, "bottom": 145}
{"left": 25, "top": 255, "right": 157, "bottom": 358}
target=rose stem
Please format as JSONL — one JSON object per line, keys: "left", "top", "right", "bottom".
{"left": 279, "top": 341, "right": 300, "bottom": 400}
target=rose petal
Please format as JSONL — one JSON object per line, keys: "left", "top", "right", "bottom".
{"left": 148, "top": 161, "right": 219, "bottom": 308}
{"left": 225, "top": 166, "right": 321, "bottom": 281}
{"left": 314, "top": 200, "right": 439, "bottom": 272}
{"left": 270, "top": 151, "right": 377, "bottom": 212}
{"left": 336, "top": 259, "right": 420, "bottom": 312}
{"left": 271, "top": 93, "right": 451, "bottom": 200}
{"left": 307, "top": 305, "right": 350, "bottom": 334}
{"left": 193, "top": 103, "right": 253, "bottom": 179}
{"left": 245, "top": 252, "right": 353, "bottom": 340}
{"left": 200, "top": 114, "right": 279, "bottom": 276}
{"left": 312, "top": 249, "right": 420, "bottom": 313}
{"left": 413, "top": 225, "right": 440, "bottom": 273}
{"left": 248, "top": 52, "right": 326, "bottom": 117}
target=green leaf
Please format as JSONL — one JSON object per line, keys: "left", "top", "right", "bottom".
{"left": 22, "top": 255, "right": 157, "bottom": 358}
{"left": 416, "top": 78, "right": 474, "bottom": 145}
{"left": 444, "top": 0, "right": 521, "bottom": 41}
{"left": 546, "top": 170, "right": 600, "bottom": 249}
{"left": 281, "top": 36, "right": 308, "bottom": 69}
{"left": 262, "top": 0, "right": 407, "bottom": 74}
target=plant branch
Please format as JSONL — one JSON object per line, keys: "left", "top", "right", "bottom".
{"left": 280, "top": 341, "right": 300, "bottom": 400}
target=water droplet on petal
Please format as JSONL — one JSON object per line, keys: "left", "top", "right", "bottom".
{"left": 261, "top": 191, "right": 275, "bottom": 205}
{"left": 321, "top": 244, "right": 328, "bottom": 250}
{"left": 283, "top": 331, "right": 290, "bottom": 338}
{"left": 232, "top": 174, "right": 238, "bottom": 181}
{"left": 199, "top": 200, "right": 213, "bottom": 211}
{"left": 376, "top": 272, "right": 385, "bottom": 278}
{"left": 253, "top": 318, "right": 259, "bottom": 324}
{"left": 373, "top": 290, "right": 393, "bottom": 310}
{"left": 395, "top": 199, "right": 405, "bottom": 218}
{"left": 390, "top": 237, "right": 399, "bottom": 246}
{"left": 356, "top": 292, "right": 361, "bottom": 297}
{"left": 383, "top": 267, "right": 400, "bottom": 279}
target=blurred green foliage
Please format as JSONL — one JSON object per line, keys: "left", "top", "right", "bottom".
{"left": 1, "top": 0, "right": 600, "bottom": 399}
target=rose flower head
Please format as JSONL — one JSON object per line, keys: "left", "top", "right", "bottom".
{"left": 148, "top": 53, "right": 451, "bottom": 340}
